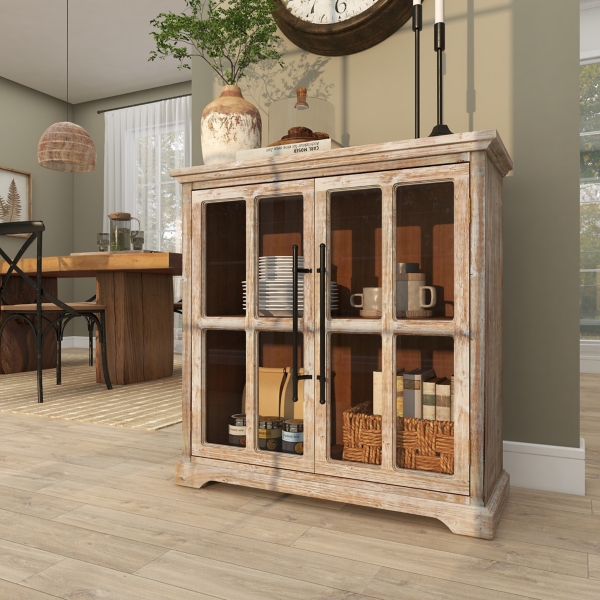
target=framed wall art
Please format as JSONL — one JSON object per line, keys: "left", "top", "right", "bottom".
{"left": 0, "top": 166, "right": 32, "bottom": 237}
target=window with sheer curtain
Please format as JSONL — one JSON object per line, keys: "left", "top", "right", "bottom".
{"left": 104, "top": 95, "right": 191, "bottom": 348}
{"left": 580, "top": 64, "right": 600, "bottom": 339}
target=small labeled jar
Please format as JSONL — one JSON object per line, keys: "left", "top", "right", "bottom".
{"left": 228, "top": 414, "right": 246, "bottom": 447}
{"left": 258, "top": 416, "right": 283, "bottom": 452}
{"left": 282, "top": 419, "right": 304, "bottom": 455}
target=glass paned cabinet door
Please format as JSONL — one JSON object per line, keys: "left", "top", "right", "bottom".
{"left": 314, "top": 166, "right": 470, "bottom": 493}
{"left": 253, "top": 189, "right": 314, "bottom": 467}
{"left": 191, "top": 181, "right": 315, "bottom": 472}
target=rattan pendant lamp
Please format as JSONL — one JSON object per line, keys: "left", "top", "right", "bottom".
{"left": 38, "top": 0, "right": 96, "bottom": 172}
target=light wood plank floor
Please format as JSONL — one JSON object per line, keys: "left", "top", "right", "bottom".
{"left": 0, "top": 374, "right": 598, "bottom": 599}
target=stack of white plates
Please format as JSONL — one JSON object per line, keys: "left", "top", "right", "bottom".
{"left": 242, "top": 256, "right": 339, "bottom": 317}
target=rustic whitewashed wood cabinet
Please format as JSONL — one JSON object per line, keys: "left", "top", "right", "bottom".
{"left": 171, "top": 131, "right": 513, "bottom": 539}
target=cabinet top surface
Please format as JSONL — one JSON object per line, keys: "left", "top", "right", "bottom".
{"left": 172, "top": 130, "right": 513, "bottom": 187}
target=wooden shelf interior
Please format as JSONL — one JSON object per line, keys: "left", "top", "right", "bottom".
{"left": 396, "top": 335, "right": 454, "bottom": 381}
{"left": 330, "top": 189, "right": 382, "bottom": 318}
{"left": 259, "top": 195, "right": 303, "bottom": 257}
{"left": 205, "top": 201, "right": 246, "bottom": 317}
{"left": 330, "top": 333, "right": 382, "bottom": 456}
{"left": 205, "top": 330, "right": 246, "bottom": 445}
{"left": 396, "top": 182, "right": 454, "bottom": 318}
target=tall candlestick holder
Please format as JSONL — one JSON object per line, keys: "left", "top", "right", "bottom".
{"left": 413, "top": 2, "right": 422, "bottom": 138}
{"left": 429, "top": 21, "right": 453, "bottom": 137}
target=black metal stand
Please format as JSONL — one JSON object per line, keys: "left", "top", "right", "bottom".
{"left": 430, "top": 22, "right": 453, "bottom": 137}
{"left": 413, "top": 4, "right": 422, "bottom": 139}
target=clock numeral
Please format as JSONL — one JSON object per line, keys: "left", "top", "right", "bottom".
{"left": 335, "top": 0, "right": 347, "bottom": 14}
{"left": 310, "top": 1, "right": 315, "bottom": 14}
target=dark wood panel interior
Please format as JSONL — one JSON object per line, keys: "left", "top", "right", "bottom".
{"left": 331, "top": 189, "right": 382, "bottom": 318}
{"left": 206, "top": 330, "right": 246, "bottom": 445}
{"left": 396, "top": 182, "right": 454, "bottom": 318}
{"left": 258, "top": 331, "right": 303, "bottom": 369}
{"left": 396, "top": 335, "right": 455, "bottom": 380}
{"left": 330, "top": 333, "right": 382, "bottom": 450}
{"left": 205, "top": 201, "right": 246, "bottom": 317}
{"left": 0, "top": 277, "right": 58, "bottom": 374}
{"left": 259, "top": 196, "right": 303, "bottom": 257}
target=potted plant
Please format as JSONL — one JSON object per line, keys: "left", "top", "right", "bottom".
{"left": 150, "top": 0, "right": 283, "bottom": 165}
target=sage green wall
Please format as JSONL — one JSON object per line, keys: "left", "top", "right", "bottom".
{"left": 0, "top": 76, "right": 75, "bottom": 304}
{"left": 192, "top": 0, "right": 581, "bottom": 448}
{"left": 71, "top": 81, "right": 191, "bottom": 333}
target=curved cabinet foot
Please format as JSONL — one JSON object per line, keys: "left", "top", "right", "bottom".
{"left": 176, "top": 461, "right": 213, "bottom": 489}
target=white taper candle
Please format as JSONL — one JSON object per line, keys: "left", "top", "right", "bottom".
{"left": 435, "top": 0, "right": 444, "bottom": 23}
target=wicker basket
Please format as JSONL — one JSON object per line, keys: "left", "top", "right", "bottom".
{"left": 342, "top": 401, "right": 454, "bottom": 474}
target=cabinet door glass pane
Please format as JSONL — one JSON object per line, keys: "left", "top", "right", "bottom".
{"left": 396, "top": 335, "right": 455, "bottom": 474}
{"left": 257, "top": 332, "right": 305, "bottom": 455}
{"left": 257, "top": 196, "right": 304, "bottom": 318}
{"left": 206, "top": 201, "right": 246, "bottom": 317}
{"left": 331, "top": 189, "right": 382, "bottom": 319}
{"left": 396, "top": 183, "right": 454, "bottom": 320}
{"left": 205, "top": 330, "right": 246, "bottom": 446}
{"left": 330, "top": 333, "right": 382, "bottom": 465}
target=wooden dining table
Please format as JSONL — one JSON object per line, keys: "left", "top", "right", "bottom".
{"left": 0, "top": 252, "right": 182, "bottom": 385}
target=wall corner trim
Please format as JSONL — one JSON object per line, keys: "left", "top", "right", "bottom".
{"left": 61, "top": 336, "right": 93, "bottom": 350}
{"left": 503, "top": 438, "right": 586, "bottom": 496}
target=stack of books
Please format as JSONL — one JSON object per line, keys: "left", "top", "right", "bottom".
{"left": 372, "top": 369, "right": 454, "bottom": 422}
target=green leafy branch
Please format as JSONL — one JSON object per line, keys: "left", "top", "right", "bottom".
{"left": 149, "top": 0, "right": 284, "bottom": 86}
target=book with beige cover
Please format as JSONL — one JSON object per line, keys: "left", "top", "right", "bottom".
{"left": 423, "top": 377, "right": 444, "bottom": 420}
{"left": 403, "top": 368, "right": 436, "bottom": 419}
{"left": 435, "top": 378, "right": 451, "bottom": 421}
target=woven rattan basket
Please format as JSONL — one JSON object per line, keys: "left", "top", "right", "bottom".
{"left": 342, "top": 401, "right": 454, "bottom": 474}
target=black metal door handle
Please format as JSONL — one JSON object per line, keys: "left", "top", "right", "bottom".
{"left": 316, "top": 243, "right": 326, "bottom": 404}
{"left": 292, "top": 244, "right": 312, "bottom": 403}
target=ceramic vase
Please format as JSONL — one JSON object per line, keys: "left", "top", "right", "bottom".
{"left": 201, "top": 85, "right": 262, "bottom": 165}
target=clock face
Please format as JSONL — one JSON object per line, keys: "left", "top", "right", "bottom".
{"left": 281, "top": 0, "right": 379, "bottom": 25}
{"left": 274, "top": 0, "right": 413, "bottom": 57}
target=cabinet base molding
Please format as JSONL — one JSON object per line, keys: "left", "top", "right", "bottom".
{"left": 176, "top": 458, "right": 509, "bottom": 540}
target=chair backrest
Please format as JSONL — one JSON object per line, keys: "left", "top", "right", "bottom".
{"left": 0, "top": 221, "right": 45, "bottom": 304}
{"left": 0, "top": 221, "right": 77, "bottom": 315}
{"left": 0, "top": 221, "right": 45, "bottom": 237}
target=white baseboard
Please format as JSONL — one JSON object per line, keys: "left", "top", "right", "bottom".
{"left": 503, "top": 438, "right": 586, "bottom": 496}
{"left": 581, "top": 340, "right": 600, "bottom": 374}
{"left": 61, "top": 336, "right": 94, "bottom": 349}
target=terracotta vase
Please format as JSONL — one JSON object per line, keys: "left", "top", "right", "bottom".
{"left": 201, "top": 85, "right": 262, "bottom": 165}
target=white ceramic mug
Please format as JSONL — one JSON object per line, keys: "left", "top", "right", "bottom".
{"left": 350, "top": 287, "right": 382, "bottom": 311}
{"left": 396, "top": 279, "right": 437, "bottom": 314}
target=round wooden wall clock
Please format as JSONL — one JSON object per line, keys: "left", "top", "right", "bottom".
{"left": 274, "top": 0, "right": 414, "bottom": 56}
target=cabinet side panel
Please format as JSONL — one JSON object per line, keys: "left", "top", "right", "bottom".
{"left": 469, "top": 153, "right": 486, "bottom": 505}
{"left": 484, "top": 158, "right": 504, "bottom": 501}
{"left": 181, "top": 183, "right": 193, "bottom": 460}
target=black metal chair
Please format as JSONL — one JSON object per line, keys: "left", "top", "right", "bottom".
{"left": 59, "top": 294, "right": 98, "bottom": 369}
{"left": 0, "top": 221, "right": 112, "bottom": 402}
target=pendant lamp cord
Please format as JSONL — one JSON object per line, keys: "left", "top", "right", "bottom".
{"left": 66, "top": 0, "right": 69, "bottom": 122}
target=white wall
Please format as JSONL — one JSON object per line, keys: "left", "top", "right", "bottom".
{"left": 581, "top": 1, "right": 600, "bottom": 62}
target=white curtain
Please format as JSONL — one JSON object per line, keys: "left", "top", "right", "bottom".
{"left": 103, "top": 95, "right": 191, "bottom": 250}
{"left": 104, "top": 95, "right": 191, "bottom": 350}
